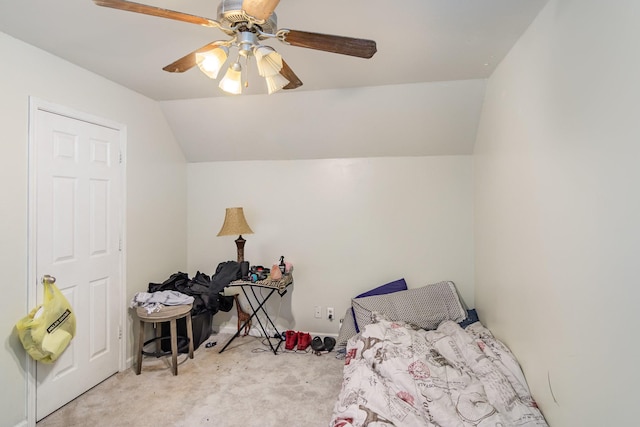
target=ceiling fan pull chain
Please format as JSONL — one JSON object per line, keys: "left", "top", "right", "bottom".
{"left": 244, "top": 55, "right": 249, "bottom": 88}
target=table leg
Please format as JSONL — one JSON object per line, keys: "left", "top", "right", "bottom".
{"left": 170, "top": 319, "right": 178, "bottom": 376}
{"left": 219, "top": 287, "right": 279, "bottom": 354}
{"left": 136, "top": 320, "right": 144, "bottom": 375}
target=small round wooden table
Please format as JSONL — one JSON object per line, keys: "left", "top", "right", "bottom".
{"left": 136, "top": 304, "right": 194, "bottom": 376}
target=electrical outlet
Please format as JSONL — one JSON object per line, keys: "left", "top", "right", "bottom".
{"left": 327, "top": 307, "right": 334, "bottom": 320}
{"left": 314, "top": 306, "right": 322, "bottom": 318}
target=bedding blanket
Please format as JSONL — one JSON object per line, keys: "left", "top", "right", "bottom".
{"left": 330, "top": 316, "right": 547, "bottom": 426}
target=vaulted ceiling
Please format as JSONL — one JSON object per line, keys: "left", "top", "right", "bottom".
{"left": 0, "top": 0, "right": 548, "bottom": 161}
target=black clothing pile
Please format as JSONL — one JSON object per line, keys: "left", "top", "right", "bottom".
{"left": 148, "top": 261, "right": 242, "bottom": 353}
{"left": 148, "top": 261, "right": 242, "bottom": 316}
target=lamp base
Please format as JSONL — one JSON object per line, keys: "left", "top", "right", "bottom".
{"left": 235, "top": 235, "right": 246, "bottom": 263}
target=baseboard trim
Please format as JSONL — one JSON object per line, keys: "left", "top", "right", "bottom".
{"left": 125, "top": 355, "right": 134, "bottom": 369}
{"left": 213, "top": 324, "right": 337, "bottom": 339}
{"left": 13, "top": 419, "right": 28, "bottom": 427}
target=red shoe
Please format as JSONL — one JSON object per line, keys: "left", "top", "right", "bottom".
{"left": 297, "top": 332, "right": 312, "bottom": 351}
{"left": 285, "top": 330, "right": 298, "bottom": 350}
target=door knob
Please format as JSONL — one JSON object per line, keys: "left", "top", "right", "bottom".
{"left": 42, "top": 275, "right": 56, "bottom": 285}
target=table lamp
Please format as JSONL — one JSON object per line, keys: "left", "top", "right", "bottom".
{"left": 217, "top": 207, "right": 254, "bottom": 263}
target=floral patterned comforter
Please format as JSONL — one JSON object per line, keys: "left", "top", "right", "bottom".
{"left": 330, "top": 316, "right": 547, "bottom": 426}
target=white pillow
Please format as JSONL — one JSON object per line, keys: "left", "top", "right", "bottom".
{"left": 351, "top": 281, "right": 466, "bottom": 332}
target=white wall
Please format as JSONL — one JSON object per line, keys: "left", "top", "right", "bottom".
{"left": 160, "top": 79, "right": 486, "bottom": 162}
{"left": 188, "top": 156, "right": 474, "bottom": 335}
{"left": 474, "top": 0, "right": 640, "bottom": 425}
{"left": 0, "top": 32, "right": 187, "bottom": 427}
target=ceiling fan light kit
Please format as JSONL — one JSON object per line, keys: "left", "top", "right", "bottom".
{"left": 93, "top": 0, "right": 377, "bottom": 95}
{"left": 254, "top": 45, "right": 282, "bottom": 77}
{"left": 265, "top": 73, "right": 289, "bottom": 95}
{"left": 219, "top": 62, "right": 243, "bottom": 95}
{"left": 254, "top": 46, "right": 289, "bottom": 94}
{"left": 195, "top": 46, "right": 229, "bottom": 79}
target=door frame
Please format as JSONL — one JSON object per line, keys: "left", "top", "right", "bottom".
{"left": 26, "top": 97, "right": 127, "bottom": 426}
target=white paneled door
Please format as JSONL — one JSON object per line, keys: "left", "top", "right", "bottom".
{"left": 34, "top": 109, "right": 123, "bottom": 421}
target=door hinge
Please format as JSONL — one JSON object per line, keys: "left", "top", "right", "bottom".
{"left": 118, "top": 237, "right": 122, "bottom": 252}
{"left": 119, "top": 152, "right": 123, "bottom": 164}
{"left": 118, "top": 326, "right": 123, "bottom": 340}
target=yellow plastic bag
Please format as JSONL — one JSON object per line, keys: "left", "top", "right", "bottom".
{"left": 16, "top": 275, "right": 76, "bottom": 363}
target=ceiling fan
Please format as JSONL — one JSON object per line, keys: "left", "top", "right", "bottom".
{"left": 93, "top": 0, "right": 377, "bottom": 95}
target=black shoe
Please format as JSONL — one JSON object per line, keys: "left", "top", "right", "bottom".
{"left": 323, "top": 337, "right": 336, "bottom": 352}
{"left": 311, "top": 336, "right": 325, "bottom": 352}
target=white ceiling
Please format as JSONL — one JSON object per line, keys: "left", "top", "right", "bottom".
{"left": 0, "top": 0, "right": 548, "bottom": 161}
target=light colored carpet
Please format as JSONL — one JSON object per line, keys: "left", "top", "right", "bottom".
{"left": 37, "top": 332, "right": 345, "bottom": 427}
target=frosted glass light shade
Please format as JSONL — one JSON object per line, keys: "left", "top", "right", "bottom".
{"left": 219, "top": 62, "right": 243, "bottom": 95}
{"left": 196, "top": 46, "right": 229, "bottom": 79}
{"left": 265, "top": 73, "right": 289, "bottom": 95}
{"left": 254, "top": 46, "right": 283, "bottom": 77}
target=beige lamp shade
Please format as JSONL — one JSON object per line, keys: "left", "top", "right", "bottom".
{"left": 217, "top": 207, "right": 253, "bottom": 236}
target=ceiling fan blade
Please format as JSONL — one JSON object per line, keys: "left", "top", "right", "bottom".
{"left": 93, "top": 0, "right": 218, "bottom": 27}
{"left": 281, "top": 30, "right": 377, "bottom": 59}
{"left": 163, "top": 42, "right": 225, "bottom": 73}
{"left": 280, "top": 60, "right": 303, "bottom": 90}
{"left": 242, "top": 0, "right": 280, "bottom": 21}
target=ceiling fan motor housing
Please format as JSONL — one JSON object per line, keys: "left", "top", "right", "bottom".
{"left": 218, "top": 0, "right": 277, "bottom": 35}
